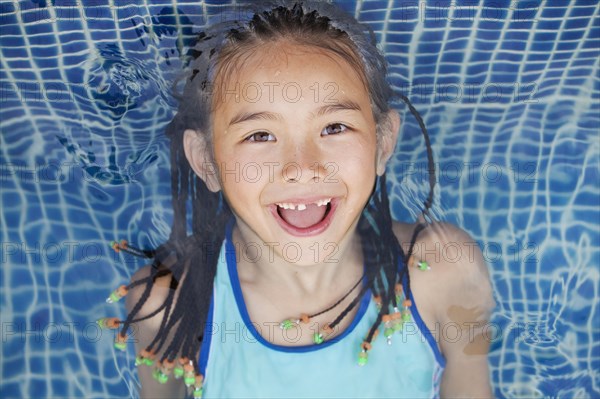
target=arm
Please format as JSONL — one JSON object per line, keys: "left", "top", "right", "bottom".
{"left": 403, "top": 222, "right": 496, "bottom": 398}
{"left": 126, "top": 265, "right": 187, "bottom": 399}
{"left": 434, "top": 224, "right": 495, "bottom": 398}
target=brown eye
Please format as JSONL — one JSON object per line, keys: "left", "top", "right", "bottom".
{"left": 246, "top": 132, "right": 275, "bottom": 142}
{"left": 322, "top": 123, "right": 348, "bottom": 136}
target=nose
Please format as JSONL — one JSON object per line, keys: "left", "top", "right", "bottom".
{"left": 281, "top": 139, "right": 327, "bottom": 184}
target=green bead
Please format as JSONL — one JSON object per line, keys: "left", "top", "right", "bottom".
{"left": 402, "top": 312, "right": 411, "bottom": 322}
{"left": 114, "top": 341, "right": 126, "bottom": 351}
{"left": 193, "top": 387, "right": 204, "bottom": 398}
{"left": 157, "top": 371, "right": 168, "bottom": 384}
{"left": 280, "top": 319, "right": 294, "bottom": 330}
{"left": 384, "top": 327, "right": 394, "bottom": 338}
{"left": 173, "top": 365, "right": 184, "bottom": 378}
{"left": 109, "top": 291, "right": 121, "bottom": 303}
{"left": 313, "top": 333, "right": 324, "bottom": 344}
{"left": 135, "top": 356, "right": 143, "bottom": 366}
{"left": 357, "top": 351, "right": 368, "bottom": 366}
{"left": 417, "top": 260, "right": 430, "bottom": 271}
{"left": 143, "top": 357, "right": 155, "bottom": 366}
{"left": 393, "top": 321, "right": 404, "bottom": 332}
{"left": 152, "top": 368, "right": 160, "bottom": 381}
{"left": 184, "top": 375, "right": 195, "bottom": 387}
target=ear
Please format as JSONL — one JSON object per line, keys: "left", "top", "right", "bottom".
{"left": 376, "top": 110, "right": 400, "bottom": 176}
{"left": 183, "top": 129, "right": 221, "bottom": 192}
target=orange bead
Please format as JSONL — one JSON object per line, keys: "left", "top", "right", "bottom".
{"left": 163, "top": 359, "right": 175, "bottom": 369}
{"left": 373, "top": 295, "right": 382, "bottom": 305}
{"left": 300, "top": 313, "right": 310, "bottom": 324}
{"left": 183, "top": 363, "right": 194, "bottom": 373}
{"left": 117, "top": 285, "right": 128, "bottom": 296}
{"left": 323, "top": 324, "right": 333, "bottom": 334}
{"left": 195, "top": 374, "right": 204, "bottom": 385}
{"left": 361, "top": 341, "right": 372, "bottom": 351}
{"left": 391, "top": 312, "right": 401, "bottom": 320}
{"left": 179, "top": 357, "right": 189, "bottom": 365}
{"left": 382, "top": 314, "right": 391, "bottom": 323}
{"left": 107, "top": 317, "right": 120, "bottom": 329}
{"left": 120, "top": 240, "right": 128, "bottom": 249}
{"left": 403, "top": 299, "right": 412, "bottom": 307}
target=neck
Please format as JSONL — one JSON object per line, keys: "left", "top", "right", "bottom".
{"left": 232, "top": 224, "right": 364, "bottom": 298}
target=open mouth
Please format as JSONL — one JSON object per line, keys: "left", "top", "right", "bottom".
{"left": 271, "top": 197, "right": 337, "bottom": 237}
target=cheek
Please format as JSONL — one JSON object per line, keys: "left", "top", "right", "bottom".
{"left": 329, "top": 139, "right": 377, "bottom": 177}
{"left": 213, "top": 147, "right": 270, "bottom": 208}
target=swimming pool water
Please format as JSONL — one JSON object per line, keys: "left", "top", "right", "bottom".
{"left": 1, "top": 1, "right": 599, "bottom": 398}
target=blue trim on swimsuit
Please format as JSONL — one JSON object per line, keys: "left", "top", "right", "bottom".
{"left": 404, "top": 273, "right": 447, "bottom": 368}
{"left": 224, "top": 220, "right": 372, "bottom": 353}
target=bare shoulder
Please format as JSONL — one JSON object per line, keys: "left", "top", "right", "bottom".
{"left": 392, "top": 220, "right": 496, "bottom": 397}
{"left": 125, "top": 265, "right": 175, "bottom": 349}
{"left": 125, "top": 265, "right": 173, "bottom": 322}
{"left": 392, "top": 220, "right": 496, "bottom": 317}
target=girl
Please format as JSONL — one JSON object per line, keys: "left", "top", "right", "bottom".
{"left": 104, "top": 2, "right": 495, "bottom": 397}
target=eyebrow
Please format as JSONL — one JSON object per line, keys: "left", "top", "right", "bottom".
{"left": 314, "top": 100, "right": 362, "bottom": 117}
{"left": 228, "top": 111, "right": 280, "bottom": 126}
{"left": 227, "top": 99, "right": 363, "bottom": 127}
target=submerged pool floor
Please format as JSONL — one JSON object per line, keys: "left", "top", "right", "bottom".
{"left": 1, "top": 1, "right": 599, "bottom": 398}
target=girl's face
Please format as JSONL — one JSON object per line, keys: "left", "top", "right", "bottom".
{"left": 186, "top": 42, "right": 395, "bottom": 265}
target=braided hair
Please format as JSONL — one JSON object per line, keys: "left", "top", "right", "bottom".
{"left": 105, "top": 1, "right": 436, "bottom": 393}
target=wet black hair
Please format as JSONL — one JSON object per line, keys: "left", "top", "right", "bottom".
{"left": 108, "top": 0, "right": 436, "bottom": 392}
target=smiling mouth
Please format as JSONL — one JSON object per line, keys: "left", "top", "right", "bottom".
{"left": 271, "top": 198, "right": 336, "bottom": 237}
{"left": 277, "top": 201, "right": 331, "bottom": 229}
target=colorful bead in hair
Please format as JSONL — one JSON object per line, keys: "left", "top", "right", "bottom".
{"left": 408, "top": 254, "right": 430, "bottom": 271}
{"left": 279, "top": 319, "right": 299, "bottom": 330}
{"left": 382, "top": 314, "right": 394, "bottom": 345}
{"left": 373, "top": 295, "right": 382, "bottom": 310}
{"left": 358, "top": 350, "right": 368, "bottom": 366}
{"left": 173, "top": 357, "right": 188, "bottom": 379}
{"left": 96, "top": 317, "right": 120, "bottom": 329}
{"left": 417, "top": 260, "right": 430, "bottom": 271}
{"left": 140, "top": 349, "right": 156, "bottom": 367}
{"left": 183, "top": 361, "right": 195, "bottom": 387}
{"left": 106, "top": 285, "right": 128, "bottom": 304}
{"left": 152, "top": 361, "right": 169, "bottom": 384}
{"left": 313, "top": 323, "right": 334, "bottom": 345}
{"left": 359, "top": 341, "right": 372, "bottom": 369}
{"left": 193, "top": 374, "right": 204, "bottom": 398}
{"left": 114, "top": 333, "right": 127, "bottom": 351}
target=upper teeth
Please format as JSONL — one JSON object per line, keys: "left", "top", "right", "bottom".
{"left": 276, "top": 198, "right": 331, "bottom": 211}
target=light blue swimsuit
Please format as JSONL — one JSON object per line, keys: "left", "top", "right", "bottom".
{"left": 198, "top": 224, "right": 446, "bottom": 398}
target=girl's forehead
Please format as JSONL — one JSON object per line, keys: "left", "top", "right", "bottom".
{"left": 211, "top": 42, "right": 370, "bottom": 110}
{"left": 218, "top": 41, "right": 365, "bottom": 86}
